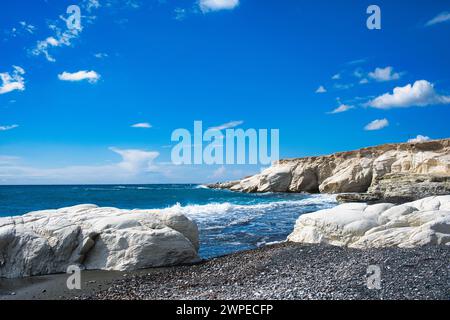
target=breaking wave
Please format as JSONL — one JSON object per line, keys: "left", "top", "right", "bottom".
{"left": 156, "top": 194, "right": 337, "bottom": 258}
{"left": 158, "top": 194, "right": 337, "bottom": 222}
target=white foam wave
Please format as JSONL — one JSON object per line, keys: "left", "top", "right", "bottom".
{"left": 157, "top": 194, "right": 337, "bottom": 221}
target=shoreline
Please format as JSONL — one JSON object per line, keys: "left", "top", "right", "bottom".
{"left": 2, "top": 242, "right": 449, "bottom": 300}
{"left": 1, "top": 191, "right": 449, "bottom": 300}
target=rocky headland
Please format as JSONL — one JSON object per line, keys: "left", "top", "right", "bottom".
{"left": 208, "top": 138, "right": 450, "bottom": 204}
{"left": 0, "top": 205, "right": 200, "bottom": 279}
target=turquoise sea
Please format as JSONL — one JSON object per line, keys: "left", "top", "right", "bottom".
{"left": 0, "top": 185, "right": 337, "bottom": 258}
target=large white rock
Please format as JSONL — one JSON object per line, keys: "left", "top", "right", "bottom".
{"left": 288, "top": 195, "right": 450, "bottom": 248}
{"left": 0, "top": 205, "right": 200, "bottom": 278}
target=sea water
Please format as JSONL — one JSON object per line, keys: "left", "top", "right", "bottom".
{"left": 0, "top": 185, "right": 337, "bottom": 258}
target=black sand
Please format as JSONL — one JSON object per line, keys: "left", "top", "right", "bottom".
{"left": 1, "top": 243, "right": 448, "bottom": 300}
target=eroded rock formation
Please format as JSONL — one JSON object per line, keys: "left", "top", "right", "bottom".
{"left": 208, "top": 139, "right": 450, "bottom": 202}
{"left": 0, "top": 205, "right": 200, "bottom": 278}
{"left": 287, "top": 195, "right": 450, "bottom": 248}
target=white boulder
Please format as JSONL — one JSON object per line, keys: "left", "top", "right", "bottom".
{"left": 0, "top": 205, "right": 200, "bottom": 278}
{"left": 288, "top": 195, "right": 450, "bottom": 248}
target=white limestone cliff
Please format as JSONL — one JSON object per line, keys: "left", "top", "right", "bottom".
{"left": 208, "top": 139, "right": 450, "bottom": 202}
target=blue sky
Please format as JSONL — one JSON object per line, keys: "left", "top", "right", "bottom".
{"left": 1, "top": 0, "right": 450, "bottom": 184}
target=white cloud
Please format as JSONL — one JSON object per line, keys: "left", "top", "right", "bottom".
{"left": 360, "top": 78, "right": 369, "bottom": 84}
{"left": 8, "top": 27, "right": 18, "bottom": 38}
{"left": 332, "top": 73, "right": 341, "bottom": 80}
{"left": 0, "top": 156, "right": 21, "bottom": 166}
{"left": 109, "top": 147, "right": 159, "bottom": 173}
{"left": 32, "top": 27, "right": 82, "bottom": 62}
{"left": 30, "top": 1, "right": 141, "bottom": 62}
{"left": 0, "top": 149, "right": 262, "bottom": 184}
{"left": 31, "top": 0, "right": 102, "bottom": 62}
{"left": 364, "top": 118, "right": 389, "bottom": 131}
{"left": 0, "top": 147, "right": 160, "bottom": 184}
{"left": 368, "top": 66, "right": 401, "bottom": 82}
{"left": 208, "top": 165, "right": 251, "bottom": 182}
{"left": 58, "top": 70, "right": 100, "bottom": 83}
{"left": 353, "top": 69, "right": 364, "bottom": 78}
{"left": 0, "top": 66, "right": 25, "bottom": 95}
{"left": 124, "top": 0, "right": 141, "bottom": 9}
{"left": 199, "top": 0, "right": 239, "bottom": 13}
{"left": 334, "top": 83, "right": 353, "bottom": 90}
{"left": 209, "top": 120, "right": 244, "bottom": 130}
{"left": 131, "top": 122, "right": 152, "bottom": 128}
{"left": 174, "top": 8, "right": 187, "bottom": 20}
{"left": 368, "top": 80, "right": 450, "bottom": 109}
{"left": 426, "top": 12, "right": 450, "bottom": 26}
{"left": 0, "top": 124, "right": 19, "bottom": 131}
{"left": 328, "top": 104, "right": 353, "bottom": 114}
{"left": 7, "top": 22, "right": 36, "bottom": 38}
{"left": 408, "top": 135, "right": 431, "bottom": 143}
{"left": 315, "top": 85, "right": 327, "bottom": 93}
{"left": 347, "top": 58, "right": 368, "bottom": 65}
{"left": 46, "top": 37, "right": 60, "bottom": 46}
{"left": 211, "top": 166, "right": 226, "bottom": 179}
{"left": 19, "top": 21, "right": 36, "bottom": 34}
{"left": 84, "top": 0, "right": 101, "bottom": 12}
{"left": 94, "top": 52, "right": 108, "bottom": 59}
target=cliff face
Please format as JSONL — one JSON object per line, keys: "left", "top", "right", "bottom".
{"left": 208, "top": 139, "right": 450, "bottom": 203}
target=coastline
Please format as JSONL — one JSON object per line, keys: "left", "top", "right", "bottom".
{"left": 2, "top": 242, "right": 449, "bottom": 300}
{"left": 1, "top": 192, "right": 449, "bottom": 300}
